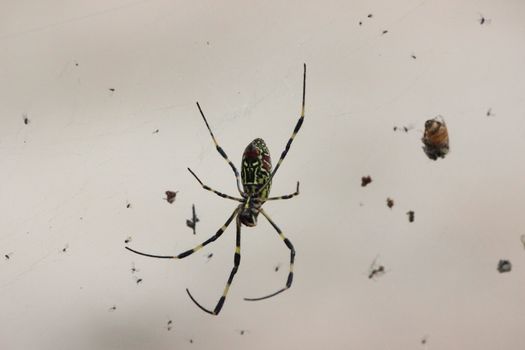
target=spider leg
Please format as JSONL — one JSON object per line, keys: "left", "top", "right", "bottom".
{"left": 196, "top": 102, "right": 245, "bottom": 196}
{"left": 256, "top": 64, "right": 306, "bottom": 196}
{"left": 125, "top": 207, "right": 240, "bottom": 259}
{"left": 187, "top": 168, "right": 243, "bottom": 202}
{"left": 186, "top": 213, "right": 242, "bottom": 315}
{"left": 267, "top": 181, "right": 300, "bottom": 201}
{"left": 244, "top": 208, "right": 295, "bottom": 301}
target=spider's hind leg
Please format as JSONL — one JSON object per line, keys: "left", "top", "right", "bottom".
{"left": 125, "top": 207, "right": 240, "bottom": 260}
{"left": 244, "top": 208, "right": 295, "bottom": 301}
{"left": 186, "top": 213, "right": 242, "bottom": 315}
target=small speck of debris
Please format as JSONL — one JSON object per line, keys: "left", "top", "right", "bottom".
{"left": 386, "top": 198, "right": 394, "bottom": 209}
{"left": 61, "top": 244, "right": 69, "bottom": 253}
{"left": 497, "top": 259, "right": 511, "bottom": 273}
{"left": 411, "top": 54, "right": 417, "bottom": 59}
{"left": 109, "top": 88, "right": 115, "bottom": 92}
{"left": 23, "top": 114, "right": 30, "bottom": 125}
{"left": 125, "top": 236, "right": 132, "bottom": 244}
{"left": 361, "top": 175, "right": 372, "bottom": 187}
{"left": 520, "top": 234, "right": 525, "bottom": 249}
{"left": 369, "top": 265, "right": 384, "bottom": 279}
{"left": 167, "top": 320, "right": 173, "bottom": 331}
{"left": 393, "top": 125, "right": 410, "bottom": 132}
{"left": 153, "top": 129, "right": 159, "bottom": 134}
{"left": 359, "top": 21, "right": 362, "bottom": 26}
{"left": 75, "top": 61, "right": 79, "bottom": 66}
{"left": 189, "top": 339, "right": 194, "bottom": 344}
{"left": 5, "top": 253, "right": 13, "bottom": 260}
{"left": 205, "top": 253, "right": 213, "bottom": 261}
{"left": 108, "top": 305, "right": 117, "bottom": 312}
{"left": 486, "top": 108, "right": 493, "bottom": 117}
{"left": 206, "top": 41, "right": 210, "bottom": 45}
{"left": 367, "top": 13, "right": 373, "bottom": 18}
{"left": 478, "top": 14, "right": 491, "bottom": 25}
{"left": 368, "top": 256, "right": 386, "bottom": 279}
{"left": 134, "top": 277, "right": 143, "bottom": 285}
{"left": 421, "top": 335, "right": 429, "bottom": 345}
{"left": 126, "top": 203, "right": 131, "bottom": 209}
{"left": 407, "top": 211, "right": 415, "bottom": 222}
{"left": 165, "top": 191, "right": 178, "bottom": 204}
{"left": 274, "top": 263, "right": 281, "bottom": 272}
{"left": 382, "top": 30, "right": 388, "bottom": 35}
{"left": 131, "top": 263, "right": 139, "bottom": 274}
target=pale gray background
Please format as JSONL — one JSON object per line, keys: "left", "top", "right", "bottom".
{"left": 1, "top": 0, "right": 525, "bottom": 349}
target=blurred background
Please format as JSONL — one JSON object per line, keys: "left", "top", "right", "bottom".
{"left": 1, "top": 0, "right": 525, "bottom": 349}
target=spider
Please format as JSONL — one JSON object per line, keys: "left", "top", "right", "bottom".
{"left": 125, "top": 64, "right": 306, "bottom": 315}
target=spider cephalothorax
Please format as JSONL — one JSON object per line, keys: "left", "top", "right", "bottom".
{"left": 126, "top": 64, "right": 306, "bottom": 315}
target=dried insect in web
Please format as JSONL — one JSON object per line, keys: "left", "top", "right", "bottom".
{"left": 186, "top": 204, "right": 199, "bottom": 234}
{"left": 386, "top": 198, "right": 394, "bottom": 209}
{"left": 126, "top": 64, "right": 307, "bottom": 315}
{"left": 422, "top": 116, "right": 449, "bottom": 160}
{"left": 361, "top": 175, "right": 372, "bottom": 187}
{"left": 497, "top": 259, "right": 511, "bottom": 273}
{"left": 407, "top": 210, "right": 415, "bottom": 222}
{"left": 164, "top": 191, "right": 178, "bottom": 204}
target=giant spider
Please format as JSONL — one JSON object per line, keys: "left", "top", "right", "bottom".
{"left": 126, "top": 64, "right": 306, "bottom": 315}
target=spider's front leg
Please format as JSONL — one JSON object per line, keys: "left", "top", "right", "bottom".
{"left": 196, "top": 102, "right": 244, "bottom": 196}
{"left": 256, "top": 63, "right": 306, "bottom": 196}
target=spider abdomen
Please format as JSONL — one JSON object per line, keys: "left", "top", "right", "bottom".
{"left": 241, "top": 138, "right": 272, "bottom": 200}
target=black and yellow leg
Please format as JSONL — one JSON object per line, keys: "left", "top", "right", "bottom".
{"left": 187, "top": 168, "right": 243, "bottom": 202}
{"left": 256, "top": 64, "right": 306, "bottom": 196}
{"left": 125, "top": 207, "right": 240, "bottom": 259}
{"left": 267, "top": 181, "right": 300, "bottom": 201}
{"left": 244, "top": 209, "right": 295, "bottom": 301}
{"left": 186, "top": 214, "right": 242, "bottom": 315}
{"left": 196, "top": 102, "right": 245, "bottom": 196}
